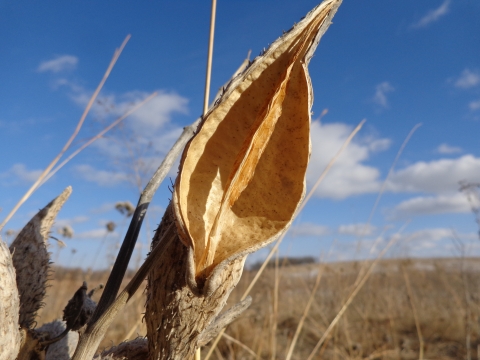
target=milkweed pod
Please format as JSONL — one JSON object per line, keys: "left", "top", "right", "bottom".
{"left": 173, "top": 0, "right": 342, "bottom": 282}
{"left": 9, "top": 186, "right": 72, "bottom": 328}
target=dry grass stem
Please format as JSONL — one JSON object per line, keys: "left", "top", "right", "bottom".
{"left": 40, "top": 92, "right": 157, "bottom": 186}
{"left": 306, "top": 229, "right": 407, "bottom": 360}
{"left": 285, "top": 261, "right": 324, "bottom": 360}
{"left": 0, "top": 35, "right": 131, "bottom": 231}
{"left": 402, "top": 265, "right": 424, "bottom": 360}
{"left": 203, "top": 0, "right": 217, "bottom": 115}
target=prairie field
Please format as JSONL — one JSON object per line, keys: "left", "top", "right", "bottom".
{"left": 37, "top": 256, "right": 480, "bottom": 359}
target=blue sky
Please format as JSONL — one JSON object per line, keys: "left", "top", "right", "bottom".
{"left": 1, "top": 0, "right": 480, "bottom": 269}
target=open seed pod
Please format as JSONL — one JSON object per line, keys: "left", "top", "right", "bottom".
{"left": 9, "top": 186, "right": 72, "bottom": 329}
{"left": 173, "top": 0, "right": 342, "bottom": 285}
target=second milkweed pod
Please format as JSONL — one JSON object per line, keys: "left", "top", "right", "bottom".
{"left": 9, "top": 186, "right": 72, "bottom": 329}
{"left": 173, "top": 0, "right": 342, "bottom": 285}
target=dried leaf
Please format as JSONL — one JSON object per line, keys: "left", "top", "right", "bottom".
{"left": 173, "top": 0, "right": 342, "bottom": 281}
{"left": 9, "top": 186, "right": 72, "bottom": 328}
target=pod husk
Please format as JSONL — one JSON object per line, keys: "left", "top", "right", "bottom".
{"left": 173, "top": 0, "right": 342, "bottom": 282}
{"left": 37, "top": 320, "right": 79, "bottom": 360}
{"left": 9, "top": 186, "right": 72, "bottom": 328}
{"left": 146, "top": 2, "right": 342, "bottom": 359}
{"left": 0, "top": 236, "right": 21, "bottom": 360}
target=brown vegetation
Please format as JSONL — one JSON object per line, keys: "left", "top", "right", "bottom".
{"left": 36, "top": 257, "right": 480, "bottom": 359}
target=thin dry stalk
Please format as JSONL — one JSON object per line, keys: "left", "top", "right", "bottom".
{"left": 285, "top": 262, "right": 324, "bottom": 360}
{"left": 197, "top": 2, "right": 216, "bottom": 356}
{"left": 402, "top": 266, "right": 424, "bottom": 360}
{"left": 354, "top": 123, "right": 422, "bottom": 284}
{"left": 0, "top": 35, "right": 130, "bottom": 231}
{"left": 271, "top": 249, "right": 280, "bottom": 360}
{"left": 204, "top": 119, "right": 365, "bottom": 360}
{"left": 306, "top": 228, "right": 408, "bottom": 360}
{"left": 223, "top": 333, "right": 258, "bottom": 359}
{"left": 203, "top": 0, "right": 217, "bottom": 115}
{"left": 41, "top": 92, "right": 157, "bottom": 186}
{"left": 71, "top": 224, "right": 176, "bottom": 360}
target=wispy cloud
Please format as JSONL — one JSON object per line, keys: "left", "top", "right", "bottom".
{"left": 436, "top": 143, "right": 462, "bottom": 154}
{"left": 469, "top": 99, "right": 480, "bottom": 111}
{"left": 454, "top": 69, "right": 480, "bottom": 89}
{"left": 410, "top": 0, "right": 451, "bottom": 29}
{"left": 73, "top": 164, "right": 129, "bottom": 187}
{"left": 289, "top": 223, "right": 330, "bottom": 237}
{"left": 307, "top": 121, "right": 389, "bottom": 199}
{"left": 387, "top": 155, "right": 480, "bottom": 194}
{"left": 37, "top": 55, "right": 78, "bottom": 73}
{"left": 0, "top": 163, "right": 42, "bottom": 185}
{"left": 389, "top": 193, "right": 474, "bottom": 220}
{"left": 338, "top": 223, "right": 377, "bottom": 237}
{"left": 372, "top": 82, "right": 394, "bottom": 109}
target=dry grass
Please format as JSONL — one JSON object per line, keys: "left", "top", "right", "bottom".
{"left": 37, "top": 257, "right": 480, "bottom": 359}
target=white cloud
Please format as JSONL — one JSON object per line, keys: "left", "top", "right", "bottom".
{"left": 436, "top": 143, "right": 462, "bottom": 154}
{"left": 387, "top": 155, "right": 480, "bottom": 194}
{"left": 469, "top": 99, "right": 480, "bottom": 111}
{"left": 289, "top": 223, "right": 330, "bottom": 237}
{"left": 454, "top": 69, "right": 480, "bottom": 89}
{"left": 73, "top": 164, "right": 129, "bottom": 187}
{"left": 406, "top": 228, "right": 476, "bottom": 245}
{"left": 55, "top": 216, "right": 89, "bottom": 229}
{"left": 307, "top": 121, "right": 388, "bottom": 199}
{"left": 67, "top": 85, "right": 188, "bottom": 133}
{"left": 389, "top": 193, "right": 475, "bottom": 219}
{"left": 410, "top": 0, "right": 450, "bottom": 29}
{"left": 372, "top": 82, "right": 394, "bottom": 109}
{"left": 37, "top": 55, "right": 78, "bottom": 73}
{"left": 75, "top": 228, "right": 116, "bottom": 240}
{"left": 0, "top": 163, "right": 42, "bottom": 184}
{"left": 338, "top": 223, "right": 377, "bottom": 237}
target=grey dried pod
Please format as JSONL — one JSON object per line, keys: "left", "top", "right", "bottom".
{"left": 105, "top": 221, "right": 116, "bottom": 233}
{"left": 0, "top": 236, "right": 21, "bottom": 360}
{"left": 63, "top": 281, "right": 97, "bottom": 331}
{"left": 9, "top": 186, "right": 72, "bottom": 329}
{"left": 37, "top": 320, "right": 79, "bottom": 360}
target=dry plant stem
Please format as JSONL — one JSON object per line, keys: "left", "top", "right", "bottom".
{"left": 270, "top": 250, "right": 279, "bottom": 360}
{"left": 354, "top": 123, "right": 422, "bottom": 284}
{"left": 222, "top": 333, "right": 257, "bottom": 358}
{"left": 306, "top": 227, "right": 409, "bottom": 360}
{"left": 146, "top": 207, "right": 248, "bottom": 359}
{"left": 40, "top": 92, "right": 157, "bottom": 186}
{"left": 197, "top": 1, "right": 217, "bottom": 356}
{"left": 402, "top": 266, "right": 424, "bottom": 360}
{"left": 0, "top": 35, "right": 130, "bottom": 232}
{"left": 71, "top": 223, "right": 176, "bottom": 360}
{"left": 204, "top": 119, "right": 365, "bottom": 360}
{"left": 91, "top": 118, "right": 201, "bottom": 324}
{"left": 285, "top": 262, "right": 324, "bottom": 360}
{"left": 203, "top": 0, "right": 217, "bottom": 115}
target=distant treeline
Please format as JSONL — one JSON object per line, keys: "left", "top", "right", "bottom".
{"left": 248, "top": 256, "right": 316, "bottom": 271}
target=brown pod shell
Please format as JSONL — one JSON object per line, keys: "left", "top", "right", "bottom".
{"left": 0, "top": 236, "right": 21, "bottom": 360}
{"left": 173, "top": 0, "right": 342, "bottom": 282}
{"left": 9, "top": 186, "right": 72, "bottom": 328}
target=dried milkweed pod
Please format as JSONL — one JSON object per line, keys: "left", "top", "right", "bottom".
{"left": 173, "top": 0, "right": 342, "bottom": 286}
{"left": 146, "top": 1, "right": 342, "bottom": 358}
{"left": 9, "top": 186, "right": 72, "bottom": 328}
{"left": 0, "top": 236, "right": 21, "bottom": 360}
